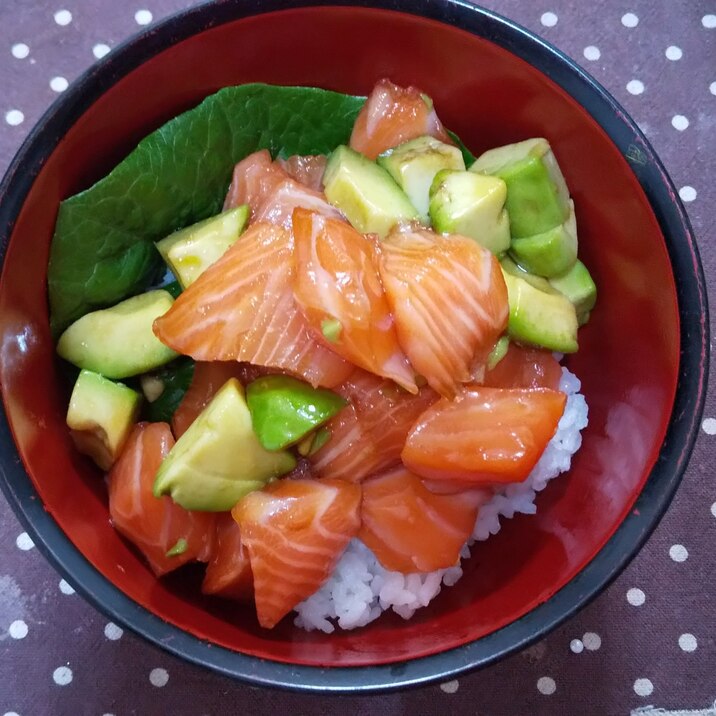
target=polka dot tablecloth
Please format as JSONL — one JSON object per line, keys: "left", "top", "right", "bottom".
{"left": 1, "top": 1, "right": 714, "bottom": 714}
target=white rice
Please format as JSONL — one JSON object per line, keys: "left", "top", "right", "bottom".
{"left": 294, "top": 367, "right": 588, "bottom": 633}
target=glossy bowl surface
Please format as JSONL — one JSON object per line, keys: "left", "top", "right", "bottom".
{"left": 0, "top": 0, "right": 707, "bottom": 693}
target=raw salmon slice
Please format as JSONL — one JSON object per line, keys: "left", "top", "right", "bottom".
{"left": 359, "top": 467, "right": 488, "bottom": 573}
{"left": 202, "top": 513, "right": 253, "bottom": 600}
{"left": 256, "top": 181, "right": 340, "bottom": 229}
{"left": 223, "top": 149, "right": 288, "bottom": 214}
{"left": 153, "top": 222, "right": 353, "bottom": 388}
{"left": 402, "top": 386, "right": 567, "bottom": 486}
{"left": 108, "top": 422, "right": 215, "bottom": 576}
{"left": 277, "top": 155, "right": 327, "bottom": 191}
{"left": 349, "top": 78, "right": 453, "bottom": 159}
{"left": 292, "top": 208, "right": 416, "bottom": 392}
{"left": 311, "top": 369, "right": 437, "bottom": 482}
{"left": 378, "top": 227, "right": 508, "bottom": 398}
{"left": 232, "top": 478, "right": 361, "bottom": 629}
{"left": 483, "top": 343, "right": 562, "bottom": 390}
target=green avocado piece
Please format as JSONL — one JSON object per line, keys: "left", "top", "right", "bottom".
{"left": 471, "top": 138, "right": 570, "bottom": 238}
{"left": 549, "top": 259, "right": 597, "bottom": 325}
{"left": 56, "top": 290, "right": 178, "bottom": 379}
{"left": 246, "top": 375, "right": 346, "bottom": 451}
{"left": 154, "top": 378, "right": 296, "bottom": 511}
{"left": 322, "top": 145, "right": 420, "bottom": 237}
{"left": 510, "top": 200, "right": 578, "bottom": 277}
{"left": 428, "top": 169, "right": 511, "bottom": 253}
{"left": 486, "top": 336, "right": 510, "bottom": 370}
{"left": 500, "top": 255, "right": 557, "bottom": 294}
{"left": 377, "top": 136, "right": 465, "bottom": 220}
{"left": 66, "top": 370, "right": 142, "bottom": 470}
{"left": 156, "top": 205, "right": 249, "bottom": 289}
{"left": 502, "top": 270, "right": 579, "bottom": 353}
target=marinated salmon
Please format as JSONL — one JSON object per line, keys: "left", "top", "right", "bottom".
{"left": 378, "top": 227, "right": 508, "bottom": 398}
{"left": 292, "top": 209, "right": 416, "bottom": 392}
{"left": 153, "top": 222, "right": 353, "bottom": 388}
{"left": 359, "top": 467, "right": 488, "bottom": 573}
{"left": 223, "top": 149, "right": 288, "bottom": 214}
{"left": 483, "top": 343, "right": 562, "bottom": 390}
{"left": 402, "top": 386, "right": 567, "bottom": 486}
{"left": 202, "top": 513, "right": 253, "bottom": 600}
{"left": 277, "top": 155, "right": 327, "bottom": 191}
{"left": 232, "top": 478, "right": 361, "bottom": 629}
{"left": 108, "top": 422, "right": 215, "bottom": 576}
{"left": 350, "top": 79, "right": 453, "bottom": 159}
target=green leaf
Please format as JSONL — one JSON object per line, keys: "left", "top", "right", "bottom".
{"left": 447, "top": 130, "right": 476, "bottom": 167}
{"left": 142, "top": 357, "right": 195, "bottom": 424}
{"left": 48, "top": 84, "right": 366, "bottom": 334}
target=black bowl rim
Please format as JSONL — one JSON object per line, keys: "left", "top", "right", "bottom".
{"left": 0, "top": 0, "right": 709, "bottom": 695}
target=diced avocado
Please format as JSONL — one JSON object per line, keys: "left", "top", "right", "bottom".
{"left": 510, "top": 200, "right": 578, "bottom": 277}
{"left": 486, "top": 336, "right": 510, "bottom": 370}
{"left": 297, "top": 426, "right": 332, "bottom": 457}
{"left": 246, "top": 375, "right": 346, "bottom": 451}
{"left": 428, "top": 169, "right": 511, "bottom": 253}
{"left": 66, "top": 369, "right": 141, "bottom": 470}
{"left": 502, "top": 270, "right": 579, "bottom": 353}
{"left": 549, "top": 259, "right": 597, "bottom": 325}
{"left": 500, "top": 256, "right": 557, "bottom": 294}
{"left": 140, "top": 375, "right": 165, "bottom": 403}
{"left": 57, "top": 290, "right": 178, "bottom": 379}
{"left": 156, "top": 205, "right": 249, "bottom": 289}
{"left": 470, "top": 138, "right": 570, "bottom": 238}
{"left": 321, "top": 318, "right": 342, "bottom": 344}
{"left": 377, "top": 136, "right": 465, "bottom": 220}
{"left": 322, "top": 145, "right": 420, "bottom": 237}
{"left": 154, "top": 378, "right": 295, "bottom": 511}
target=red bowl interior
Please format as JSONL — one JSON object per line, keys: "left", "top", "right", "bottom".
{"left": 0, "top": 6, "right": 678, "bottom": 668}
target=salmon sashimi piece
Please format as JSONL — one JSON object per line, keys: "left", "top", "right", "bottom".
{"left": 202, "top": 513, "right": 254, "bottom": 600}
{"left": 483, "top": 343, "right": 562, "bottom": 390}
{"left": 378, "top": 227, "right": 509, "bottom": 398}
{"left": 108, "top": 422, "right": 216, "bottom": 576}
{"left": 349, "top": 78, "right": 453, "bottom": 159}
{"left": 153, "top": 222, "right": 353, "bottom": 389}
{"left": 292, "top": 209, "right": 416, "bottom": 392}
{"left": 256, "top": 181, "right": 341, "bottom": 229}
{"left": 232, "top": 478, "right": 361, "bottom": 629}
{"left": 223, "top": 149, "right": 289, "bottom": 214}
{"left": 402, "top": 386, "right": 567, "bottom": 486}
{"left": 277, "top": 155, "right": 327, "bottom": 191}
{"left": 359, "top": 467, "right": 489, "bottom": 573}
{"left": 310, "top": 369, "right": 437, "bottom": 482}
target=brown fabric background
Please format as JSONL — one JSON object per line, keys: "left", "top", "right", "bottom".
{"left": 1, "top": 1, "right": 714, "bottom": 714}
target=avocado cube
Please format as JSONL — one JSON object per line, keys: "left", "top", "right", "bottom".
{"left": 153, "top": 378, "right": 296, "bottom": 511}
{"left": 66, "top": 370, "right": 141, "bottom": 470}
{"left": 57, "top": 290, "right": 178, "bottom": 379}
{"left": 471, "top": 138, "right": 570, "bottom": 238}
{"left": 510, "top": 200, "right": 578, "bottom": 277}
{"left": 429, "top": 169, "right": 511, "bottom": 254}
{"left": 156, "top": 205, "right": 249, "bottom": 289}
{"left": 322, "top": 145, "right": 420, "bottom": 237}
{"left": 486, "top": 335, "right": 510, "bottom": 370}
{"left": 502, "top": 269, "right": 579, "bottom": 353}
{"left": 377, "top": 136, "right": 465, "bottom": 220}
{"left": 500, "top": 255, "right": 556, "bottom": 294}
{"left": 549, "top": 259, "right": 597, "bottom": 325}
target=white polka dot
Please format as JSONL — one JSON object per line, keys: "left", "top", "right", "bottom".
{"left": 634, "top": 678, "right": 653, "bottom": 696}
{"left": 583, "top": 46, "right": 601, "bottom": 61}
{"left": 59, "top": 579, "right": 75, "bottom": 595}
{"left": 3, "top": 712, "right": 21, "bottom": 716}
{"left": 702, "top": 417, "right": 716, "bottom": 435}
{"left": 439, "top": 679, "right": 459, "bottom": 694}
{"left": 710, "top": 502, "right": 716, "bottom": 518}
{"left": 710, "top": 82, "right": 716, "bottom": 96}
{"left": 93, "top": 43, "right": 111, "bottom": 59}
{"left": 135, "top": 9, "right": 153, "bottom": 25}
{"left": 50, "top": 76, "right": 69, "bottom": 93}
{"left": 540, "top": 12, "right": 558, "bottom": 27}
{"left": 537, "top": 676, "right": 556, "bottom": 695}
{"left": 665, "top": 46, "right": 683, "bottom": 61}
{"left": 622, "top": 13, "right": 639, "bottom": 28}
{"left": 679, "top": 633, "right": 697, "bottom": 652}
{"left": 11, "top": 43, "right": 30, "bottom": 59}
{"left": 672, "top": 115, "right": 689, "bottom": 131}
{"left": 54, "top": 10, "right": 72, "bottom": 26}
{"left": 104, "top": 622, "right": 123, "bottom": 641}
{"left": 149, "top": 668, "right": 169, "bottom": 687}
{"left": 8, "top": 620, "right": 28, "bottom": 639}
{"left": 669, "top": 544, "right": 688, "bottom": 562}
{"left": 679, "top": 186, "right": 697, "bottom": 202}
{"left": 53, "top": 666, "right": 73, "bottom": 686}
{"left": 582, "top": 632, "right": 602, "bottom": 651}
{"left": 703, "top": 15, "right": 716, "bottom": 29}
{"left": 626, "top": 80, "right": 644, "bottom": 95}
{"left": 15, "top": 532, "right": 34, "bottom": 550}
{"left": 5, "top": 110, "right": 25, "bottom": 127}
{"left": 570, "top": 639, "right": 584, "bottom": 654}
{"left": 627, "top": 588, "right": 646, "bottom": 606}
